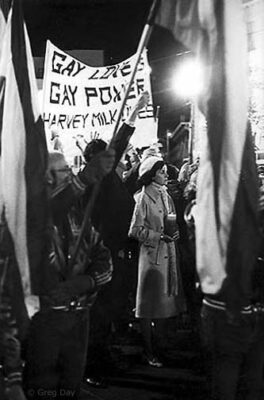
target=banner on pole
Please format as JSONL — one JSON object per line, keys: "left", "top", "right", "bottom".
{"left": 42, "top": 41, "right": 157, "bottom": 164}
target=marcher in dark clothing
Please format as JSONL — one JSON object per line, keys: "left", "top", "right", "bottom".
{"left": 83, "top": 91, "right": 150, "bottom": 386}
{"left": 201, "top": 297, "right": 264, "bottom": 400}
{"left": 84, "top": 92, "right": 150, "bottom": 256}
{"left": 23, "top": 149, "right": 115, "bottom": 400}
{"left": 0, "top": 215, "right": 29, "bottom": 400}
{"left": 190, "top": 185, "right": 264, "bottom": 400}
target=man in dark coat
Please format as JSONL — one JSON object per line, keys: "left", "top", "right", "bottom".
{"left": 0, "top": 215, "right": 29, "bottom": 400}
{"left": 83, "top": 92, "right": 149, "bottom": 386}
{"left": 23, "top": 148, "right": 115, "bottom": 400}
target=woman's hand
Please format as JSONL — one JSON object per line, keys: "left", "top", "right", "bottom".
{"left": 160, "top": 234, "right": 174, "bottom": 243}
{"left": 259, "top": 187, "right": 264, "bottom": 212}
{"left": 160, "top": 231, "right": 180, "bottom": 243}
{"left": 172, "top": 231, "right": 180, "bottom": 241}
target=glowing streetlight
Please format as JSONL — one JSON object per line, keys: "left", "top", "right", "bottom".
{"left": 166, "top": 130, "right": 172, "bottom": 162}
{"left": 172, "top": 59, "right": 204, "bottom": 99}
{"left": 172, "top": 59, "right": 204, "bottom": 163}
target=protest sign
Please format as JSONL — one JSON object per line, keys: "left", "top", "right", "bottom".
{"left": 42, "top": 41, "right": 157, "bottom": 164}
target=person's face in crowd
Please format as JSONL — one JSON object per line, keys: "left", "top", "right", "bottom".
{"left": 130, "top": 151, "right": 140, "bottom": 166}
{"left": 153, "top": 165, "right": 168, "bottom": 186}
{"left": 46, "top": 153, "right": 72, "bottom": 197}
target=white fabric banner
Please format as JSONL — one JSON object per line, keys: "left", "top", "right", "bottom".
{"left": 42, "top": 41, "right": 157, "bottom": 164}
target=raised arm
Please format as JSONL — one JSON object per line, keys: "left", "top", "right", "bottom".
{"left": 110, "top": 91, "right": 150, "bottom": 168}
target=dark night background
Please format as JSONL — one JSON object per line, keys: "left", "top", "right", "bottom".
{"left": 23, "top": 0, "right": 191, "bottom": 138}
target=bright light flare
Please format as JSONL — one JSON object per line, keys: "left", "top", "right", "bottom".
{"left": 172, "top": 59, "right": 204, "bottom": 98}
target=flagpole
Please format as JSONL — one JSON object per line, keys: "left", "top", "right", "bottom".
{"left": 69, "top": 0, "right": 161, "bottom": 270}
{"left": 166, "top": 129, "right": 172, "bottom": 163}
{"left": 111, "top": 0, "right": 161, "bottom": 139}
{"left": 188, "top": 101, "right": 194, "bottom": 164}
{"left": 155, "top": 105, "right": 160, "bottom": 122}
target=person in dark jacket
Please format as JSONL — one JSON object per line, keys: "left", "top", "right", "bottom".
{"left": 187, "top": 185, "right": 264, "bottom": 400}
{"left": 23, "top": 149, "right": 115, "bottom": 400}
{"left": 83, "top": 92, "right": 150, "bottom": 386}
{"left": 0, "top": 215, "right": 29, "bottom": 400}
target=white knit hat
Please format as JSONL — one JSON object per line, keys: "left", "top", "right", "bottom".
{"left": 138, "top": 156, "right": 163, "bottom": 178}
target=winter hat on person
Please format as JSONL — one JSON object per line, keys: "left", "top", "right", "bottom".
{"left": 139, "top": 155, "right": 163, "bottom": 178}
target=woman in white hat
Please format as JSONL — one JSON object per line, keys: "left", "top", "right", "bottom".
{"left": 129, "top": 156, "right": 185, "bottom": 367}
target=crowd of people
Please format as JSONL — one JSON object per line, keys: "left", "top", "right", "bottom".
{"left": 0, "top": 91, "right": 264, "bottom": 400}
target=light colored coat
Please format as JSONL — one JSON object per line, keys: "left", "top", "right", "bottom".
{"left": 129, "top": 182, "right": 184, "bottom": 318}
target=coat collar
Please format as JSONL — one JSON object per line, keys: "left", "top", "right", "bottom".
{"left": 144, "top": 182, "right": 166, "bottom": 203}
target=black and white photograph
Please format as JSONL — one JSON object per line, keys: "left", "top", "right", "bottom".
{"left": 0, "top": 0, "right": 264, "bottom": 399}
